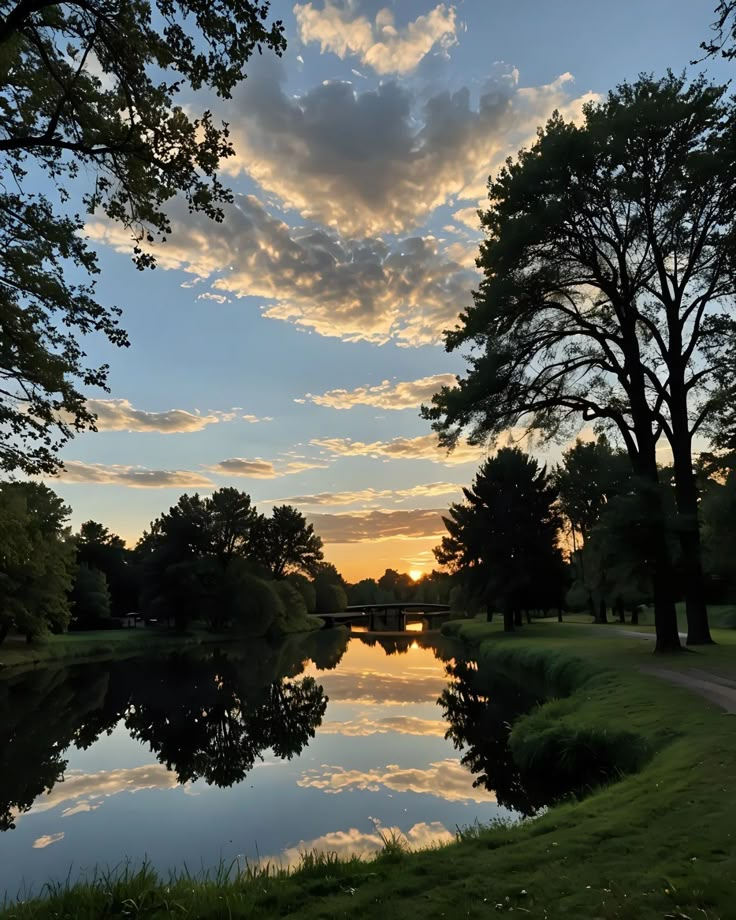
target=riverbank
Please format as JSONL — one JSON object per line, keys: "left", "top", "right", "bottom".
{"left": 0, "top": 615, "right": 323, "bottom": 674}
{"left": 2, "top": 619, "right": 735, "bottom": 919}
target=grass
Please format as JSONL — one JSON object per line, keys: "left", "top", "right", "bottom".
{"left": 0, "top": 629, "right": 229, "bottom": 673}
{"left": 3, "top": 618, "right": 736, "bottom": 918}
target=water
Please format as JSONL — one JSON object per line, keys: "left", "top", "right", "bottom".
{"left": 0, "top": 630, "right": 518, "bottom": 896}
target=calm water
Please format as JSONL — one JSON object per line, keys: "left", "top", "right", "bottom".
{"left": 0, "top": 630, "right": 527, "bottom": 896}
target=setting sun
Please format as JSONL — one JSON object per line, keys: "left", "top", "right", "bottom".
{"left": 409, "top": 570, "right": 423, "bottom": 582}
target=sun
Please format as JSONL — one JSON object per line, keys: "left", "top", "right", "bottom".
{"left": 409, "top": 569, "right": 423, "bottom": 582}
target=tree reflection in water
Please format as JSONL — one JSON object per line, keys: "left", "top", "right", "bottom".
{"left": 440, "top": 659, "right": 552, "bottom": 817}
{"left": 0, "top": 629, "right": 348, "bottom": 830}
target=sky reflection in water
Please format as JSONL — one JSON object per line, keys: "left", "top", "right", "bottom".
{"left": 0, "top": 633, "right": 511, "bottom": 895}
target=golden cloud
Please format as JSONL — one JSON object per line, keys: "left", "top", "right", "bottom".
{"left": 83, "top": 399, "right": 267, "bottom": 433}
{"left": 311, "top": 433, "right": 487, "bottom": 465}
{"left": 269, "top": 820, "right": 455, "bottom": 868}
{"left": 206, "top": 458, "right": 329, "bottom": 479}
{"left": 306, "top": 508, "right": 447, "bottom": 543}
{"left": 293, "top": 2, "right": 458, "bottom": 75}
{"left": 272, "top": 482, "right": 462, "bottom": 508}
{"left": 304, "top": 374, "right": 457, "bottom": 410}
{"left": 315, "top": 665, "right": 448, "bottom": 704}
{"left": 53, "top": 461, "right": 215, "bottom": 489}
{"left": 320, "top": 715, "right": 447, "bottom": 737}
{"left": 297, "top": 758, "right": 495, "bottom": 804}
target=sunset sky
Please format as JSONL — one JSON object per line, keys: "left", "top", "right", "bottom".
{"left": 43, "top": 0, "right": 728, "bottom": 581}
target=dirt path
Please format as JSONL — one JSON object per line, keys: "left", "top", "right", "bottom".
{"left": 586, "top": 625, "right": 736, "bottom": 714}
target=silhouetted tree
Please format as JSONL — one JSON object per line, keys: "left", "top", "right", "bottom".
{"left": 255, "top": 505, "right": 324, "bottom": 579}
{"left": 76, "top": 520, "right": 137, "bottom": 615}
{"left": 70, "top": 563, "right": 112, "bottom": 625}
{"left": 0, "top": 482, "right": 75, "bottom": 642}
{"left": 0, "top": 0, "right": 285, "bottom": 474}
{"left": 426, "top": 74, "right": 736, "bottom": 650}
{"left": 436, "top": 449, "right": 563, "bottom": 631}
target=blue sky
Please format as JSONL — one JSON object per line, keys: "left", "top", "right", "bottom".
{"left": 44, "top": 0, "right": 731, "bottom": 580}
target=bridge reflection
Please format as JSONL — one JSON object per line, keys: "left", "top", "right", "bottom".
{"left": 320, "top": 603, "right": 454, "bottom": 634}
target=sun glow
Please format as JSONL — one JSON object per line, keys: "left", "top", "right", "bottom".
{"left": 409, "top": 569, "right": 423, "bottom": 581}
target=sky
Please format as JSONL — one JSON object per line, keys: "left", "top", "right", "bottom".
{"left": 41, "top": 0, "right": 731, "bottom": 581}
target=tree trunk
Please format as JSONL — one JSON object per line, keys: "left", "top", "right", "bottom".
{"left": 557, "top": 608, "right": 563, "bottom": 623}
{"left": 0, "top": 622, "right": 8, "bottom": 645}
{"left": 513, "top": 608, "right": 523, "bottom": 628}
{"left": 503, "top": 606, "right": 515, "bottom": 632}
{"left": 670, "top": 438, "right": 713, "bottom": 645}
{"left": 485, "top": 603, "right": 493, "bottom": 623}
{"left": 615, "top": 596, "right": 625, "bottom": 624}
{"left": 596, "top": 596, "right": 608, "bottom": 624}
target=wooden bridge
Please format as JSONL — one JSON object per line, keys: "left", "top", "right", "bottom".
{"left": 320, "top": 603, "right": 452, "bottom": 633}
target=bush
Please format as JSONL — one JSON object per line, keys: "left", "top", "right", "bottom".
{"left": 315, "top": 580, "right": 347, "bottom": 614}
{"left": 229, "top": 573, "right": 284, "bottom": 636}
{"left": 287, "top": 573, "right": 317, "bottom": 614}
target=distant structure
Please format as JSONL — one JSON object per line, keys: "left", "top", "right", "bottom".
{"left": 320, "top": 602, "right": 453, "bottom": 633}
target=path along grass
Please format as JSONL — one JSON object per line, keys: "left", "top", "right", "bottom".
{"left": 2, "top": 619, "right": 736, "bottom": 919}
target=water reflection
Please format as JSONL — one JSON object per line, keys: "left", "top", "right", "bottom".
{"left": 0, "top": 630, "right": 349, "bottom": 830}
{"left": 441, "top": 660, "right": 572, "bottom": 817}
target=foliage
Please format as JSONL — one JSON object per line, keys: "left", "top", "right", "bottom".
{"left": 75, "top": 520, "right": 137, "bottom": 615}
{"left": 701, "top": 1, "right": 736, "bottom": 59}
{"left": 286, "top": 573, "right": 317, "bottom": 614}
{"left": 314, "top": 579, "right": 348, "bottom": 615}
{"left": 70, "top": 562, "right": 112, "bottom": 625}
{"left": 255, "top": 505, "right": 324, "bottom": 579}
{"left": 426, "top": 72, "right": 736, "bottom": 647}
{"left": 435, "top": 448, "right": 564, "bottom": 629}
{"left": 0, "top": 481, "right": 75, "bottom": 642}
{"left": 0, "top": 0, "right": 284, "bottom": 473}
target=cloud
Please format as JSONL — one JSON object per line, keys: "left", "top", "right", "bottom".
{"left": 54, "top": 461, "right": 214, "bottom": 489}
{"left": 294, "top": 1, "right": 458, "bottom": 75}
{"left": 305, "top": 374, "right": 457, "bottom": 410}
{"left": 23, "top": 766, "right": 180, "bottom": 821}
{"left": 306, "top": 508, "right": 447, "bottom": 543}
{"left": 320, "top": 715, "right": 447, "bottom": 737}
{"left": 32, "top": 832, "right": 65, "bottom": 849}
{"left": 311, "top": 433, "right": 487, "bottom": 465}
{"left": 315, "top": 665, "right": 448, "bottom": 705}
{"left": 271, "top": 820, "right": 454, "bottom": 867}
{"left": 87, "top": 196, "right": 477, "bottom": 347}
{"left": 206, "top": 458, "right": 329, "bottom": 478}
{"left": 274, "top": 482, "right": 462, "bottom": 507}
{"left": 86, "top": 399, "right": 249, "bottom": 433}
{"left": 216, "top": 57, "right": 598, "bottom": 237}
{"left": 297, "top": 758, "right": 495, "bottom": 803}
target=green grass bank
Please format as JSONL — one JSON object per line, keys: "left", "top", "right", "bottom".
{"left": 3, "top": 620, "right": 736, "bottom": 919}
{"left": 0, "top": 615, "right": 323, "bottom": 674}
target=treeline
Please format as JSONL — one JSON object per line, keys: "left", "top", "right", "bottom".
{"left": 0, "top": 484, "right": 348, "bottom": 644}
{"left": 435, "top": 440, "right": 736, "bottom": 632}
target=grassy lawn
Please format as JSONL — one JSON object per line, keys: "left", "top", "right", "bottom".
{"left": 0, "top": 629, "right": 227, "bottom": 672}
{"left": 2, "top": 619, "right": 736, "bottom": 918}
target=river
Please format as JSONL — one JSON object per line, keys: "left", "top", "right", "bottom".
{"left": 0, "top": 629, "right": 536, "bottom": 897}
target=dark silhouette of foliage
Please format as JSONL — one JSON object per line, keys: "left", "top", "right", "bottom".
{"left": 0, "top": 481, "right": 74, "bottom": 642}
{"left": 0, "top": 0, "right": 284, "bottom": 474}
{"left": 76, "top": 520, "right": 137, "bottom": 616}
{"left": 255, "top": 505, "right": 324, "bottom": 579}
{"left": 435, "top": 448, "right": 563, "bottom": 631}
{"left": 426, "top": 73, "right": 736, "bottom": 650}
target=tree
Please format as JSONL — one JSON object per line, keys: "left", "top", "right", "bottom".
{"left": 701, "top": 2, "right": 736, "bottom": 59}
{"left": 425, "top": 74, "right": 736, "bottom": 650}
{"left": 377, "top": 568, "right": 414, "bottom": 602}
{"left": 76, "top": 520, "right": 137, "bottom": 615}
{"left": 0, "top": 0, "right": 285, "bottom": 474}
{"left": 70, "top": 562, "right": 112, "bottom": 625}
{"left": 0, "top": 482, "right": 75, "bottom": 642}
{"left": 553, "top": 437, "right": 632, "bottom": 621}
{"left": 255, "top": 505, "right": 324, "bottom": 579}
{"left": 435, "top": 449, "right": 563, "bottom": 632}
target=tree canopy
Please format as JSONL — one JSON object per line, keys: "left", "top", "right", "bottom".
{"left": 0, "top": 0, "right": 285, "bottom": 474}
{"left": 425, "top": 73, "right": 736, "bottom": 650}
{"left": 435, "top": 448, "right": 564, "bottom": 631}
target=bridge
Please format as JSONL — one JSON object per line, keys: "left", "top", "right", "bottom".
{"left": 320, "top": 602, "right": 452, "bottom": 633}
